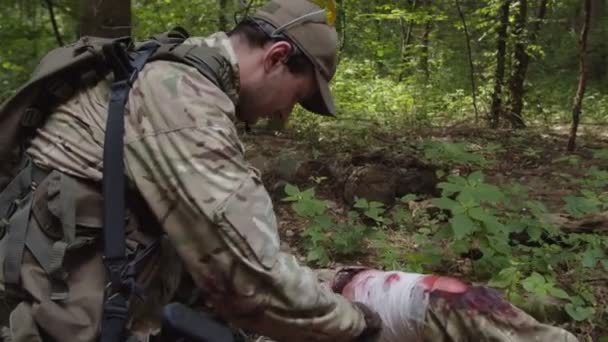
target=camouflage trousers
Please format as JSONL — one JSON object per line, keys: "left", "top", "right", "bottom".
{"left": 419, "top": 284, "right": 578, "bottom": 342}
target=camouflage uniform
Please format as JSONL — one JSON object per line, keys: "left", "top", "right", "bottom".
{"left": 14, "top": 32, "right": 367, "bottom": 341}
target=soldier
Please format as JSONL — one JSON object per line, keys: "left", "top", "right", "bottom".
{"left": 0, "top": 0, "right": 382, "bottom": 341}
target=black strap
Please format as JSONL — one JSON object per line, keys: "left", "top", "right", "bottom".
{"left": 99, "top": 40, "right": 159, "bottom": 342}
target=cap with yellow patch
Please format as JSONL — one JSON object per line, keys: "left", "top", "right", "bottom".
{"left": 251, "top": 0, "right": 338, "bottom": 116}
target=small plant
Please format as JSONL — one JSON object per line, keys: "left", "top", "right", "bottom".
{"left": 353, "top": 197, "right": 391, "bottom": 225}
{"left": 421, "top": 140, "right": 492, "bottom": 169}
{"left": 553, "top": 155, "right": 581, "bottom": 166}
{"left": 282, "top": 184, "right": 381, "bottom": 266}
{"left": 523, "top": 147, "right": 542, "bottom": 160}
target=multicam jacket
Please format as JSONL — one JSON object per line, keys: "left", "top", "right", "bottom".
{"left": 23, "top": 32, "right": 367, "bottom": 341}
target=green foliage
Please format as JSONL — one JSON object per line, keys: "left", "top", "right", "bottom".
{"left": 282, "top": 184, "right": 381, "bottom": 266}
{"left": 422, "top": 141, "right": 492, "bottom": 169}
{"left": 520, "top": 272, "right": 570, "bottom": 300}
{"left": 353, "top": 197, "right": 390, "bottom": 225}
{"left": 283, "top": 147, "right": 604, "bottom": 320}
{"left": 283, "top": 145, "right": 607, "bottom": 323}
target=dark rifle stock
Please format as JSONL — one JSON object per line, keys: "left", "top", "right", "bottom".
{"left": 161, "top": 303, "right": 235, "bottom": 342}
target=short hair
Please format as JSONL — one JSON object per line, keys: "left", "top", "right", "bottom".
{"left": 227, "top": 19, "right": 314, "bottom": 75}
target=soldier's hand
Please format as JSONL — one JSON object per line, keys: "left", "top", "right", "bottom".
{"left": 353, "top": 302, "right": 382, "bottom": 342}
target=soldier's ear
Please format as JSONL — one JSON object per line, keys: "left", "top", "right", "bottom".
{"left": 263, "top": 41, "right": 291, "bottom": 72}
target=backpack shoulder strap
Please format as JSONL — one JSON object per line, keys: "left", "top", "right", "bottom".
{"left": 149, "top": 43, "right": 225, "bottom": 89}
{"left": 98, "top": 39, "right": 160, "bottom": 342}
{"left": 97, "top": 33, "right": 236, "bottom": 340}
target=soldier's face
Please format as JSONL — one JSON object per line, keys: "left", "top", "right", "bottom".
{"left": 237, "top": 41, "right": 316, "bottom": 124}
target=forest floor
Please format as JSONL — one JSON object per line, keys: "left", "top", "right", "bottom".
{"left": 241, "top": 123, "right": 608, "bottom": 341}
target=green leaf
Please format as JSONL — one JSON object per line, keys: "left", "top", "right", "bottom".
{"left": 487, "top": 235, "right": 511, "bottom": 255}
{"left": 488, "top": 267, "right": 519, "bottom": 288}
{"left": 522, "top": 272, "right": 546, "bottom": 295}
{"left": 582, "top": 247, "right": 602, "bottom": 268}
{"left": 353, "top": 197, "right": 368, "bottom": 209}
{"left": 448, "top": 239, "right": 469, "bottom": 254}
{"left": 456, "top": 190, "right": 476, "bottom": 207}
{"left": 314, "top": 215, "right": 334, "bottom": 229}
{"left": 302, "top": 187, "right": 316, "bottom": 198}
{"left": 468, "top": 206, "right": 494, "bottom": 223}
{"left": 475, "top": 184, "right": 504, "bottom": 203}
{"left": 564, "top": 196, "right": 600, "bottom": 218}
{"left": 369, "top": 201, "right": 385, "bottom": 209}
{"left": 284, "top": 183, "right": 300, "bottom": 196}
{"left": 467, "top": 170, "right": 484, "bottom": 184}
{"left": 306, "top": 248, "right": 330, "bottom": 265}
{"left": 526, "top": 224, "right": 543, "bottom": 241}
{"left": 401, "top": 194, "right": 417, "bottom": 202}
{"left": 438, "top": 182, "right": 464, "bottom": 195}
{"left": 565, "top": 303, "right": 595, "bottom": 321}
{"left": 525, "top": 200, "right": 548, "bottom": 216}
{"left": 446, "top": 174, "right": 467, "bottom": 186}
{"left": 431, "top": 197, "right": 459, "bottom": 210}
{"left": 450, "top": 214, "right": 476, "bottom": 239}
{"left": 549, "top": 287, "right": 571, "bottom": 300}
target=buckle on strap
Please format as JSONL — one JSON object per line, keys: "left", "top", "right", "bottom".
{"left": 103, "top": 239, "right": 160, "bottom": 300}
{"left": 103, "top": 293, "right": 130, "bottom": 319}
{"left": 103, "top": 258, "right": 144, "bottom": 301}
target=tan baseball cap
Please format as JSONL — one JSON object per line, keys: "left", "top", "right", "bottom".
{"left": 251, "top": 0, "right": 338, "bottom": 116}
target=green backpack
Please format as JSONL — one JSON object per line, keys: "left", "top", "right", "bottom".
{"left": 0, "top": 27, "right": 226, "bottom": 190}
{"left": 0, "top": 27, "right": 230, "bottom": 342}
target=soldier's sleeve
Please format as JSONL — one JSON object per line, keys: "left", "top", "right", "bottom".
{"left": 122, "top": 60, "right": 367, "bottom": 341}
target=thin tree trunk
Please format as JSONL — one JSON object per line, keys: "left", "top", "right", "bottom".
{"left": 404, "top": 9, "right": 415, "bottom": 48}
{"left": 44, "top": 0, "right": 64, "bottom": 46}
{"left": 489, "top": 0, "right": 511, "bottom": 128}
{"left": 568, "top": 0, "right": 592, "bottom": 151}
{"left": 420, "top": 5, "right": 432, "bottom": 82}
{"left": 337, "top": 0, "right": 347, "bottom": 52}
{"left": 505, "top": 0, "right": 528, "bottom": 128}
{"left": 454, "top": 0, "right": 479, "bottom": 123}
{"left": 398, "top": 0, "right": 417, "bottom": 81}
{"left": 79, "top": 0, "right": 131, "bottom": 38}
{"left": 218, "top": 0, "right": 228, "bottom": 31}
{"left": 506, "top": 0, "right": 548, "bottom": 126}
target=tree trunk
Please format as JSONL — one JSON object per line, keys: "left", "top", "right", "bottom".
{"left": 454, "top": 0, "right": 479, "bottom": 123}
{"left": 505, "top": 0, "right": 528, "bottom": 128}
{"left": 420, "top": 0, "right": 432, "bottom": 83}
{"left": 567, "top": 0, "right": 592, "bottom": 152}
{"left": 218, "top": 0, "right": 228, "bottom": 31}
{"left": 403, "top": 0, "right": 416, "bottom": 49}
{"left": 489, "top": 0, "right": 511, "bottom": 128}
{"left": 398, "top": 0, "right": 417, "bottom": 81}
{"left": 44, "top": 0, "right": 64, "bottom": 46}
{"left": 588, "top": 0, "right": 606, "bottom": 81}
{"left": 506, "top": 0, "right": 548, "bottom": 128}
{"left": 79, "top": 0, "right": 131, "bottom": 38}
{"left": 337, "top": 0, "right": 347, "bottom": 52}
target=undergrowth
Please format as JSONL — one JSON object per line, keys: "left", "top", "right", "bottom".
{"left": 282, "top": 142, "right": 608, "bottom": 327}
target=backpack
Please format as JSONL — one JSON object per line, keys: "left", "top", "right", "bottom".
{"left": 0, "top": 27, "right": 231, "bottom": 341}
{"left": 0, "top": 27, "right": 226, "bottom": 189}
